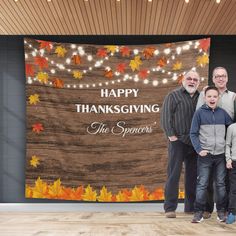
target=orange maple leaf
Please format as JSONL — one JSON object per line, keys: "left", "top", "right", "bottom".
{"left": 165, "top": 43, "right": 173, "bottom": 48}
{"left": 71, "top": 55, "right": 81, "bottom": 65}
{"left": 52, "top": 78, "right": 64, "bottom": 88}
{"left": 121, "top": 188, "right": 132, "bottom": 201}
{"left": 32, "top": 123, "right": 44, "bottom": 133}
{"left": 199, "top": 38, "right": 210, "bottom": 52}
{"left": 34, "top": 56, "right": 48, "bottom": 70}
{"left": 120, "top": 46, "right": 131, "bottom": 57}
{"left": 143, "top": 47, "right": 155, "bottom": 59}
{"left": 150, "top": 188, "right": 164, "bottom": 200}
{"left": 37, "top": 40, "right": 53, "bottom": 52}
{"left": 178, "top": 74, "right": 184, "bottom": 84}
{"left": 157, "top": 57, "right": 167, "bottom": 67}
{"left": 138, "top": 69, "right": 148, "bottom": 79}
{"left": 139, "top": 185, "right": 150, "bottom": 200}
{"left": 116, "top": 63, "right": 126, "bottom": 73}
{"left": 104, "top": 69, "right": 113, "bottom": 79}
{"left": 97, "top": 48, "right": 107, "bottom": 58}
{"left": 25, "top": 64, "right": 34, "bottom": 77}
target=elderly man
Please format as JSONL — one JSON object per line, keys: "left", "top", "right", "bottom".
{"left": 161, "top": 70, "right": 200, "bottom": 218}
{"left": 196, "top": 67, "right": 236, "bottom": 219}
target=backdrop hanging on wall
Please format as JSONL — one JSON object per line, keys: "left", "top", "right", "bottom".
{"left": 24, "top": 38, "right": 209, "bottom": 202}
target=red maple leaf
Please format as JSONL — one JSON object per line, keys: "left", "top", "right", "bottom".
{"left": 37, "top": 40, "right": 53, "bottom": 52}
{"left": 96, "top": 48, "right": 107, "bottom": 58}
{"left": 52, "top": 78, "right": 64, "bottom": 88}
{"left": 120, "top": 46, "right": 131, "bottom": 57}
{"left": 71, "top": 55, "right": 81, "bottom": 65}
{"left": 138, "top": 69, "right": 148, "bottom": 79}
{"left": 32, "top": 123, "right": 44, "bottom": 133}
{"left": 25, "top": 64, "right": 34, "bottom": 77}
{"left": 34, "top": 56, "right": 48, "bottom": 69}
{"left": 199, "top": 38, "right": 211, "bottom": 52}
{"left": 116, "top": 63, "right": 126, "bottom": 73}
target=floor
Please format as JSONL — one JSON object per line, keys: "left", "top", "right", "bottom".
{"left": 0, "top": 212, "right": 236, "bottom": 236}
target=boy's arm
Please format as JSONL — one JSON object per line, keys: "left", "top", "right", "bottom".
{"left": 225, "top": 125, "right": 233, "bottom": 162}
{"left": 190, "top": 111, "right": 202, "bottom": 154}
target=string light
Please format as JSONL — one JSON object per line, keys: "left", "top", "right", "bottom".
{"left": 185, "top": 0, "right": 189, "bottom": 3}
{"left": 216, "top": 0, "right": 221, "bottom": 3}
{"left": 24, "top": 39, "right": 206, "bottom": 88}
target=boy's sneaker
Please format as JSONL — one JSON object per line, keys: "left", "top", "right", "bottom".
{"left": 217, "top": 211, "right": 226, "bottom": 222}
{"left": 203, "top": 211, "right": 211, "bottom": 219}
{"left": 226, "top": 213, "right": 236, "bottom": 224}
{"left": 191, "top": 211, "right": 203, "bottom": 223}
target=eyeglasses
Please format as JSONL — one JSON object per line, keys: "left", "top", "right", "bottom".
{"left": 186, "top": 77, "right": 199, "bottom": 82}
{"left": 214, "top": 74, "right": 227, "bottom": 79}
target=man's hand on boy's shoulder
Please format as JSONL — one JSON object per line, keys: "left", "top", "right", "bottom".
{"left": 199, "top": 150, "right": 209, "bottom": 157}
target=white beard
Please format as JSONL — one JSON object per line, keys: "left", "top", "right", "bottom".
{"left": 184, "top": 85, "right": 197, "bottom": 94}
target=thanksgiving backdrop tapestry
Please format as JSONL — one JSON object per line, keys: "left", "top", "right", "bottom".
{"left": 24, "top": 38, "right": 209, "bottom": 201}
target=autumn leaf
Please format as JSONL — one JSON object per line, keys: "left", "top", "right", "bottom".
{"left": 37, "top": 72, "right": 49, "bottom": 84}
{"left": 73, "top": 70, "right": 83, "bottom": 79}
{"left": 199, "top": 38, "right": 210, "bottom": 52}
{"left": 116, "top": 63, "right": 126, "bottom": 73}
{"left": 197, "top": 54, "right": 209, "bottom": 67}
{"left": 157, "top": 57, "right": 167, "bottom": 67}
{"left": 30, "top": 155, "right": 40, "bottom": 168}
{"left": 104, "top": 69, "right": 113, "bottom": 79}
{"left": 82, "top": 185, "right": 97, "bottom": 201}
{"left": 48, "top": 179, "right": 64, "bottom": 198}
{"left": 139, "top": 185, "right": 150, "bottom": 200}
{"left": 129, "top": 56, "right": 142, "bottom": 71}
{"left": 28, "top": 94, "right": 40, "bottom": 105}
{"left": 97, "top": 186, "right": 113, "bottom": 202}
{"left": 96, "top": 48, "right": 107, "bottom": 58}
{"left": 165, "top": 43, "right": 173, "bottom": 48}
{"left": 149, "top": 188, "right": 164, "bottom": 200}
{"left": 71, "top": 55, "right": 81, "bottom": 65}
{"left": 172, "top": 61, "right": 182, "bottom": 71}
{"left": 34, "top": 56, "right": 49, "bottom": 70}
{"left": 53, "top": 78, "right": 64, "bottom": 88}
{"left": 25, "top": 185, "right": 32, "bottom": 198}
{"left": 179, "top": 189, "right": 185, "bottom": 199}
{"left": 73, "top": 186, "right": 84, "bottom": 200}
{"left": 143, "top": 47, "right": 155, "bottom": 59}
{"left": 177, "top": 74, "right": 184, "bottom": 84}
{"left": 105, "top": 45, "right": 117, "bottom": 54}
{"left": 120, "top": 46, "right": 131, "bottom": 57}
{"left": 115, "top": 191, "right": 127, "bottom": 202}
{"left": 25, "top": 64, "right": 34, "bottom": 77}
{"left": 32, "top": 123, "right": 44, "bottom": 133}
{"left": 32, "top": 177, "right": 48, "bottom": 198}
{"left": 55, "top": 46, "right": 67, "bottom": 57}
{"left": 37, "top": 40, "right": 53, "bottom": 52}
{"left": 130, "top": 186, "right": 144, "bottom": 201}
{"left": 138, "top": 69, "right": 149, "bottom": 79}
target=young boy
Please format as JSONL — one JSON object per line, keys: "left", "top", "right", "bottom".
{"left": 190, "top": 86, "right": 233, "bottom": 223}
{"left": 225, "top": 122, "right": 236, "bottom": 224}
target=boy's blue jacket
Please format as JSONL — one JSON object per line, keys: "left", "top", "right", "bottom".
{"left": 190, "top": 104, "right": 233, "bottom": 155}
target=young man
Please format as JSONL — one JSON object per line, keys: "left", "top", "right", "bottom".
{"left": 161, "top": 70, "right": 200, "bottom": 218}
{"left": 190, "top": 86, "right": 233, "bottom": 223}
{"left": 196, "top": 67, "right": 236, "bottom": 219}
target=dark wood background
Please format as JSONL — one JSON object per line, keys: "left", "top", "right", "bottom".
{"left": 25, "top": 38, "right": 208, "bottom": 194}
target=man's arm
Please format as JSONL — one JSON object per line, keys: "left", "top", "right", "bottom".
{"left": 161, "top": 93, "right": 176, "bottom": 138}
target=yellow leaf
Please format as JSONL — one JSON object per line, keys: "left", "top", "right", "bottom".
{"left": 197, "top": 54, "right": 209, "bottom": 67}
{"left": 25, "top": 185, "right": 32, "bottom": 198}
{"left": 129, "top": 56, "right": 142, "bottom": 71}
{"left": 30, "top": 155, "right": 40, "bottom": 167}
{"left": 28, "top": 94, "right": 40, "bottom": 105}
{"left": 115, "top": 191, "right": 127, "bottom": 202}
{"left": 173, "top": 61, "right": 182, "bottom": 70}
{"left": 73, "top": 70, "right": 83, "bottom": 79}
{"left": 32, "top": 177, "right": 48, "bottom": 198}
{"left": 105, "top": 45, "right": 117, "bottom": 54}
{"left": 130, "top": 186, "right": 144, "bottom": 201}
{"left": 97, "top": 186, "right": 112, "bottom": 202}
{"left": 48, "top": 179, "right": 63, "bottom": 198}
{"left": 82, "top": 185, "right": 97, "bottom": 201}
{"left": 55, "top": 46, "right": 67, "bottom": 57}
{"left": 37, "top": 72, "right": 49, "bottom": 84}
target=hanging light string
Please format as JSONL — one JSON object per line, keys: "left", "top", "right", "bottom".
{"left": 24, "top": 39, "right": 206, "bottom": 88}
